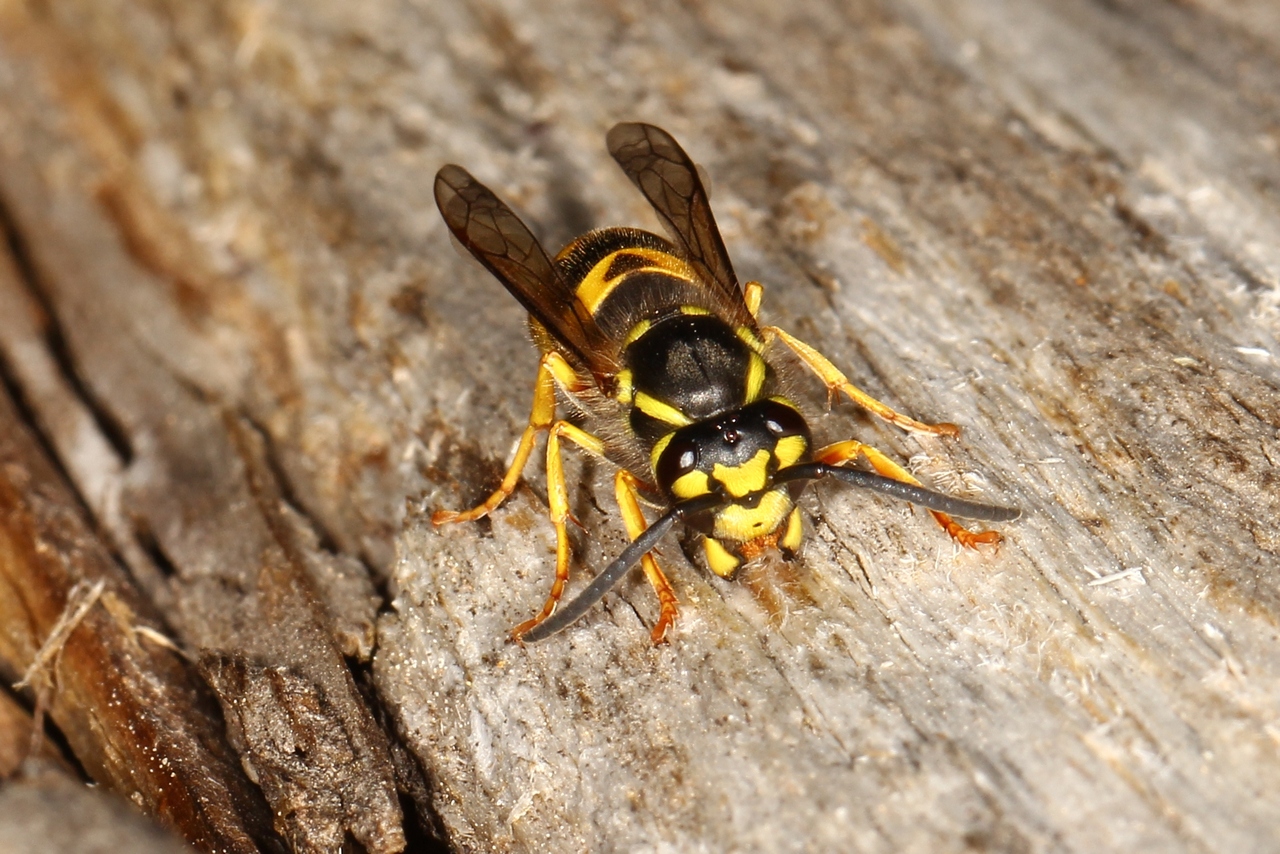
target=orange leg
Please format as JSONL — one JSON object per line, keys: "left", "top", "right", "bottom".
{"left": 511, "top": 421, "right": 608, "bottom": 641}
{"left": 764, "top": 325, "right": 960, "bottom": 437}
{"left": 429, "top": 351, "right": 616, "bottom": 641}
{"left": 615, "top": 470, "right": 679, "bottom": 644}
{"left": 816, "top": 440, "right": 1001, "bottom": 548}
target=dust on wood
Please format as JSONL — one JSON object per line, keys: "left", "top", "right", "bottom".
{"left": 0, "top": 0, "right": 1277, "bottom": 852}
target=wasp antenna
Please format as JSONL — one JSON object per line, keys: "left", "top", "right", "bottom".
{"left": 775, "top": 463, "right": 1021, "bottom": 522}
{"left": 521, "top": 495, "right": 722, "bottom": 642}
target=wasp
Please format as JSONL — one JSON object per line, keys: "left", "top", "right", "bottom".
{"left": 433, "top": 123, "right": 1019, "bottom": 643}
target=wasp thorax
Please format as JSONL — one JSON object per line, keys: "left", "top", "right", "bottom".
{"left": 623, "top": 312, "right": 773, "bottom": 443}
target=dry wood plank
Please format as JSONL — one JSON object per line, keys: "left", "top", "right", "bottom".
{"left": 0, "top": 0, "right": 1276, "bottom": 853}
{"left": 0, "top": 375, "right": 276, "bottom": 851}
{"left": 381, "top": 2, "right": 1280, "bottom": 850}
{"left": 0, "top": 6, "right": 428, "bottom": 852}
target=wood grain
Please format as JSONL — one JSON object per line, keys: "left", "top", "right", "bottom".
{"left": 0, "top": 0, "right": 1277, "bottom": 851}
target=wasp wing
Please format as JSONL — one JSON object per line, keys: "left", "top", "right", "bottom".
{"left": 435, "top": 165, "right": 617, "bottom": 372}
{"left": 606, "top": 122, "right": 755, "bottom": 328}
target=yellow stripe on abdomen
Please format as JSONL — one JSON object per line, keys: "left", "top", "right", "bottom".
{"left": 575, "top": 248, "right": 698, "bottom": 314}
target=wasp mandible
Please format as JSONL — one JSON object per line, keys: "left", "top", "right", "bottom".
{"left": 433, "top": 123, "right": 1019, "bottom": 643}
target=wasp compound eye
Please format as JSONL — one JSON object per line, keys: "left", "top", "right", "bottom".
{"left": 760, "top": 400, "right": 807, "bottom": 437}
{"left": 655, "top": 435, "right": 700, "bottom": 487}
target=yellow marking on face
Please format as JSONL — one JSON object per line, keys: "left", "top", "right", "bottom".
{"left": 781, "top": 507, "right": 803, "bottom": 553}
{"left": 713, "top": 489, "right": 793, "bottom": 544}
{"left": 774, "top": 435, "right": 808, "bottom": 469}
{"left": 712, "top": 449, "right": 772, "bottom": 499}
{"left": 650, "top": 432, "right": 675, "bottom": 473}
{"left": 615, "top": 369, "right": 634, "bottom": 405}
{"left": 736, "top": 325, "right": 765, "bottom": 353}
{"left": 577, "top": 248, "right": 697, "bottom": 314}
{"left": 624, "top": 319, "right": 652, "bottom": 346}
{"left": 679, "top": 305, "right": 711, "bottom": 316}
{"left": 634, "top": 391, "right": 693, "bottom": 426}
{"left": 704, "top": 537, "right": 741, "bottom": 577}
{"left": 743, "top": 352, "right": 767, "bottom": 403}
{"left": 671, "top": 470, "right": 711, "bottom": 499}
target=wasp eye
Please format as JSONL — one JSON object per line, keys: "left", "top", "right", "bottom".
{"left": 656, "top": 434, "right": 701, "bottom": 489}
{"left": 760, "top": 401, "right": 808, "bottom": 438}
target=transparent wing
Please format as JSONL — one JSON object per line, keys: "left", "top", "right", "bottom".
{"left": 435, "top": 165, "right": 616, "bottom": 372}
{"left": 606, "top": 123, "right": 755, "bottom": 328}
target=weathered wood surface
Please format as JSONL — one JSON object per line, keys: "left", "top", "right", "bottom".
{"left": 0, "top": 0, "right": 1278, "bottom": 852}
{"left": 0, "top": 381, "right": 277, "bottom": 852}
{"left": 0, "top": 761, "right": 199, "bottom": 854}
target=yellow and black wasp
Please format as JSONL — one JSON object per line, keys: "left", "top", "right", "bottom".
{"left": 433, "top": 123, "right": 1018, "bottom": 643}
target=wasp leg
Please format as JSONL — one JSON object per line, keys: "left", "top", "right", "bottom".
{"left": 511, "top": 420, "right": 609, "bottom": 642}
{"left": 433, "top": 351, "right": 583, "bottom": 525}
{"left": 816, "top": 440, "right": 1001, "bottom": 548}
{"left": 763, "top": 326, "right": 961, "bottom": 437}
{"left": 614, "top": 469, "right": 679, "bottom": 644}
{"left": 744, "top": 280, "right": 764, "bottom": 319}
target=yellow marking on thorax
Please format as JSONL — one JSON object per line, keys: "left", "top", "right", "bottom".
{"left": 713, "top": 489, "right": 793, "bottom": 544}
{"left": 576, "top": 248, "right": 697, "bottom": 314}
{"left": 712, "top": 449, "right": 772, "bottom": 498}
{"left": 634, "top": 391, "right": 693, "bottom": 426}
{"left": 743, "top": 353, "right": 767, "bottom": 403}
{"left": 736, "top": 325, "right": 765, "bottom": 353}
{"left": 624, "top": 319, "right": 651, "bottom": 345}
